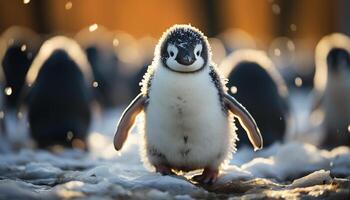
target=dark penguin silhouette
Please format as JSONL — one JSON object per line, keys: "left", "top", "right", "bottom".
{"left": 0, "top": 26, "right": 40, "bottom": 134}
{"left": 313, "top": 33, "right": 350, "bottom": 149}
{"left": 221, "top": 50, "right": 289, "bottom": 147}
{"left": 25, "top": 36, "right": 93, "bottom": 150}
{"left": 2, "top": 45, "right": 34, "bottom": 108}
{"left": 76, "top": 27, "right": 129, "bottom": 108}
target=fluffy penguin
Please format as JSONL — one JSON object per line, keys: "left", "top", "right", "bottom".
{"left": 0, "top": 26, "right": 40, "bottom": 110}
{"left": 75, "top": 26, "right": 129, "bottom": 108}
{"left": 312, "top": 33, "right": 350, "bottom": 149}
{"left": 220, "top": 50, "right": 289, "bottom": 147}
{"left": 25, "top": 36, "right": 93, "bottom": 150}
{"left": 113, "top": 25, "right": 263, "bottom": 184}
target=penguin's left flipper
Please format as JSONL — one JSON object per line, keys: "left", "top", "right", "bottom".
{"left": 224, "top": 93, "right": 263, "bottom": 150}
{"left": 114, "top": 93, "right": 148, "bottom": 151}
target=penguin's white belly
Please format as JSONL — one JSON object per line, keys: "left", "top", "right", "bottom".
{"left": 144, "top": 67, "right": 235, "bottom": 169}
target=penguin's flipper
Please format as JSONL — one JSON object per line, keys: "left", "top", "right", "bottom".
{"left": 114, "top": 93, "right": 147, "bottom": 151}
{"left": 224, "top": 93, "right": 263, "bottom": 150}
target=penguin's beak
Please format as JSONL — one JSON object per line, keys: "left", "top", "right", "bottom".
{"left": 176, "top": 49, "right": 196, "bottom": 65}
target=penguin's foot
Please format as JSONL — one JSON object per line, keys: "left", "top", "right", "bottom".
{"left": 192, "top": 168, "right": 218, "bottom": 184}
{"left": 155, "top": 165, "right": 175, "bottom": 175}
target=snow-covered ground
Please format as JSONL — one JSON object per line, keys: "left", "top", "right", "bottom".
{"left": 0, "top": 90, "right": 350, "bottom": 199}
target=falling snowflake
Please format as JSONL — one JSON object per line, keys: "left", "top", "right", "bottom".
{"left": 294, "top": 77, "right": 303, "bottom": 87}
{"left": 4, "top": 87, "right": 12, "bottom": 96}
{"left": 89, "top": 24, "right": 98, "bottom": 32}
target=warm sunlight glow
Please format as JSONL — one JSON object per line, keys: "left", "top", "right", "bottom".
{"left": 113, "top": 38, "right": 119, "bottom": 47}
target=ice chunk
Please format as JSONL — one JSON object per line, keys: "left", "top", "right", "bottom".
{"left": 219, "top": 165, "right": 253, "bottom": 183}
{"left": 288, "top": 170, "right": 332, "bottom": 188}
{"left": 240, "top": 142, "right": 333, "bottom": 180}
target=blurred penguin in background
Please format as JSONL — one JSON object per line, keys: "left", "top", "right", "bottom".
{"left": 0, "top": 26, "right": 40, "bottom": 134}
{"left": 312, "top": 33, "right": 350, "bottom": 149}
{"left": 25, "top": 36, "right": 93, "bottom": 150}
{"left": 76, "top": 26, "right": 128, "bottom": 108}
{"left": 0, "top": 36, "right": 5, "bottom": 134}
{"left": 112, "top": 31, "right": 147, "bottom": 102}
{"left": 208, "top": 37, "right": 226, "bottom": 66}
{"left": 217, "top": 29, "right": 256, "bottom": 55}
{"left": 221, "top": 50, "right": 290, "bottom": 147}
{"left": 128, "top": 36, "right": 156, "bottom": 98}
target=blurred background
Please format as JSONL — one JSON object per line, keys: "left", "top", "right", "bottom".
{"left": 2, "top": 0, "right": 350, "bottom": 41}
{"left": 1, "top": 0, "right": 350, "bottom": 87}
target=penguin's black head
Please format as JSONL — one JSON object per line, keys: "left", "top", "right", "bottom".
{"left": 159, "top": 25, "right": 210, "bottom": 73}
{"left": 326, "top": 48, "right": 350, "bottom": 73}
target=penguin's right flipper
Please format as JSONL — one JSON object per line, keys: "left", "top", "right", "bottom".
{"left": 114, "top": 93, "right": 148, "bottom": 151}
{"left": 223, "top": 93, "right": 263, "bottom": 150}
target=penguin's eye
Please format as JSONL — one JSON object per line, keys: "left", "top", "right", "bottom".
{"left": 167, "top": 44, "right": 178, "bottom": 58}
{"left": 194, "top": 44, "right": 203, "bottom": 57}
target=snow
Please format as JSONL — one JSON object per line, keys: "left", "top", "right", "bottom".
{"left": 239, "top": 142, "right": 331, "bottom": 181}
{"left": 288, "top": 170, "right": 332, "bottom": 189}
{"left": 0, "top": 179, "right": 52, "bottom": 199}
{"left": 0, "top": 91, "right": 350, "bottom": 199}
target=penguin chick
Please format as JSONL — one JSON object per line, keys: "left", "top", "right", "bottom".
{"left": 220, "top": 49, "right": 289, "bottom": 147}
{"left": 113, "top": 25, "right": 263, "bottom": 184}
{"left": 0, "top": 26, "right": 40, "bottom": 109}
{"left": 25, "top": 36, "right": 93, "bottom": 150}
{"left": 0, "top": 26, "right": 40, "bottom": 135}
{"left": 313, "top": 33, "right": 350, "bottom": 149}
